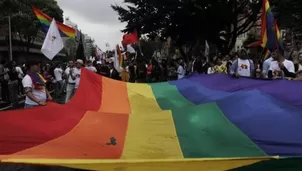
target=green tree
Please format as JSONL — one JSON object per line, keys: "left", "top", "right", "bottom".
{"left": 243, "top": 32, "right": 260, "bottom": 47}
{"left": 139, "top": 37, "right": 163, "bottom": 59}
{"left": 112, "top": 0, "right": 262, "bottom": 55}
{"left": 270, "top": 0, "right": 302, "bottom": 29}
{"left": 270, "top": 0, "right": 302, "bottom": 43}
{"left": 0, "top": 0, "right": 63, "bottom": 54}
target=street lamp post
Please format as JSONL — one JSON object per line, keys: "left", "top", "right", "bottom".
{"left": 8, "top": 15, "right": 13, "bottom": 61}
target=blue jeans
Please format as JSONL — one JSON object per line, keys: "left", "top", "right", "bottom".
{"left": 55, "top": 80, "right": 64, "bottom": 97}
{"left": 24, "top": 104, "right": 38, "bottom": 109}
{"left": 65, "top": 83, "right": 75, "bottom": 103}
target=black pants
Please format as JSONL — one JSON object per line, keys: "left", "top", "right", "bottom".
{"left": 18, "top": 78, "right": 24, "bottom": 95}
{"left": 1, "top": 80, "right": 9, "bottom": 101}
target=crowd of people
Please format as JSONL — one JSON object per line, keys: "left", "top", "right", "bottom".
{"left": 0, "top": 45, "right": 301, "bottom": 109}
{"left": 188, "top": 48, "right": 302, "bottom": 80}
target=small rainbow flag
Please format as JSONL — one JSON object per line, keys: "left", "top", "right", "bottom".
{"left": 274, "top": 20, "right": 284, "bottom": 51}
{"left": 32, "top": 6, "right": 76, "bottom": 39}
{"left": 246, "top": 0, "right": 284, "bottom": 53}
{"left": 260, "top": 0, "right": 283, "bottom": 52}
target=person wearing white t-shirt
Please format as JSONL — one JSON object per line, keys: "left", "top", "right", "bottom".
{"left": 177, "top": 61, "right": 186, "bottom": 80}
{"left": 268, "top": 51, "right": 296, "bottom": 79}
{"left": 295, "top": 54, "right": 302, "bottom": 80}
{"left": 64, "top": 61, "right": 76, "bottom": 103}
{"left": 54, "top": 64, "right": 63, "bottom": 97}
{"left": 85, "top": 60, "right": 97, "bottom": 72}
{"left": 207, "top": 62, "right": 215, "bottom": 74}
{"left": 262, "top": 52, "right": 274, "bottom": 78}
{"left": 230, "top": 49, "right": 254, "bottom": 77}
{"left": 13, "top": 61, "right": 24, "bottom": 96}
{"left": 22, "top": 60, "right": 52, "bottom": 108}
{"left": 74, "top": 60, "right": 83, "bottom": 90}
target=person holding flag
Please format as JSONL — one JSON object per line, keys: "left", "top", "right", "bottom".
{"left": 22, "top": 60, "right": 52, "bottom": 108}
{"left": 268, "top": 50, "right": 295, "bottom": 79}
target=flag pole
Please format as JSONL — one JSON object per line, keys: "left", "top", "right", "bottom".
{"left": 8, "top": 15, "right": 13, "bottom": 61}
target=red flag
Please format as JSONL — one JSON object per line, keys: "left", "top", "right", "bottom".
{"left": 122, "top": 31, "right": 138, "bottom": 46}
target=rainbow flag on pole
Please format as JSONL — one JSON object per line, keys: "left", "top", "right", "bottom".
{"left": 260, "top": 0, "right": 283, "bottom": 51}
{"left": 0, "top": 70, "right": 302, "bottom": 170}
{"left": 247, "top": 0, "right": 284, "bottom": 54}
{"left": 32, "top": 6, "right": 76, "bottom": 39}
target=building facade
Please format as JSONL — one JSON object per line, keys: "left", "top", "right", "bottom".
{"left": 83, "top": 34, "right": 94, "bottom": 58}
{"left": 64, "top": 17, "right": 95, "bottom": 59}
{"left": 0, "top": 28, "right": 66, "bottom": 63}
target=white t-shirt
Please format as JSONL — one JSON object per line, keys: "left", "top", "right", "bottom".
{"left": 74, "top": 68, "right": 81, "bottom": 89}
{"left": 54, "top": 68, "right": 63, "bottom": 81}
{"left": 262, "top": 57, "right": 273, "bottom": 78}
{"left": 237, "top": 59, "right": 252, "bottom": 77}
{"left": 15, "top": 66, "right": 24, "bottom": 79}
{"left": 22, "top": 75, "right": 47, "bottom": 105}
{"left": 269, "top": 60, "right": 295, "bottom": 78}
{"left": 177, "top": 65, "right": 185, "bottom": 79}
{"left": 86, "top": 66, "right": 97, "bottom": 72}
{"left": 64, "top": 67, "right": 76, "bottom": 83}
{"left": 207, "top": 67, "right": 215, "bottom": 74}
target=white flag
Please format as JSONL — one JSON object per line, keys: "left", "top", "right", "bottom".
{"left": 41, "top": 19, "right": 64, "bottom": 60}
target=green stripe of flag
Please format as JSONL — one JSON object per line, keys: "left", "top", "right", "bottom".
{"left": 151, "top": 82, "right": 267, "bottom": 158}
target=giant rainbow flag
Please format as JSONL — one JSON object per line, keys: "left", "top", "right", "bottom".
{"left": 0, "top": 69, "right": 302, "bottom": 171}
{"left": 32, "top": 6, "right": 76, "bottom": 39}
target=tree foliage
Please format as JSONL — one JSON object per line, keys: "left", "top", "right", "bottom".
{"left": 139, "top": 36, "right": 163, "bottom": 59}
{"left": 270, "top": 0, "right": 302, "bottom": 29}
{"left": 112, "top": 0, "right": 262, "bottom": 54}
{"left": 243, "top": 32, "right": 259, "bottom": 48}
{"left": 0, "top": 0, "right": 63, "bottom": 53}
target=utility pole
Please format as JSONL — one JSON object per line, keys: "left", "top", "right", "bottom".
{"left": 8, "top": 15, "right": 13, "bottom": 61}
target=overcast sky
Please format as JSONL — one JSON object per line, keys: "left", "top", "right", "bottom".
{"left": 57, "top": 0, "right": 126, "bottom": 50}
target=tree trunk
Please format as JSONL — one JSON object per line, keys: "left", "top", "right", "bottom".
{"left": 224, "top": 0, "right": 239, "bottom": 54}
{"left": 227, "top": 32, "right": 238, "bottom": 53}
